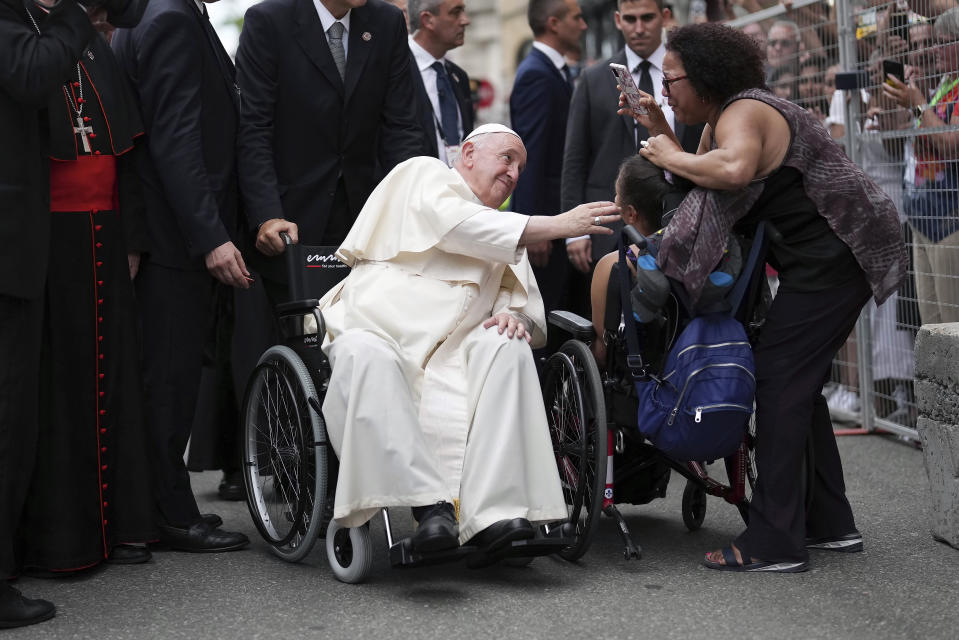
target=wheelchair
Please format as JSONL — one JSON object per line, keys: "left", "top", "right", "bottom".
{"left": 540, "top": 225, "right": 784, "bottom": 561}
{"left": 241, "top": 236, "right": 573, "bottom": 583}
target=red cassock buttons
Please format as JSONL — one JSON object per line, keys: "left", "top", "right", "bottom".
{"left": 96, "top": 243, "right": 102, "bottom": 248}
{"left": 77, "top": 98, "right": 85, "bottom": 104}
{"left": 102, "top": 483, "right": 108, "bottom": 490}
{"left": 96, "top": 261, "right": 103, "bottom": 267}
{"left": 101, "top": 464, "right": 108, "bottom": 471}
{"left": 98, "top": 373, "right": 105, "bottom": 379}
{"left": 103, "top": 519, "right": 108, "bottom": 525}
{"left": 98, "top": 336, "right": 103, "bottom": 342}
{"left": 89, "top": 133, "right": 96, "bottom": 139}
{"left": 84, "top": 116, "right": 91, "bottom": 122}
{"left": 97, "top": 281, "right": 104, "bottom": 287}
{"left": 94, "top": 151, "right": 101, "bottom": 156}
{"left": 98, "top": 316, "right": 104, "bottom": 322}
{"left": 100, "top": 428, "right": 106, "bottom": 434}
{"left": 94, "top": 225, "right": 102, "bottom": 231}
{"left": 101, "top": 447, "right": 107, "bottom": 453}
{"left": 98, "top": 298, "right": 103, "bottom": 305}
{"left": 99, "top": 409, "right": 106, "bottom": 416}
{"left": 99, "top": 354, "right": 104, "bottom": 360}
{"left": 103, "top": 501, "right": 108, "bottom": 507}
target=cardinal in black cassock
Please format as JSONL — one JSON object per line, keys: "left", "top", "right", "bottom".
{"left": 17, "top": 15, "right": 156, "bottom": 573}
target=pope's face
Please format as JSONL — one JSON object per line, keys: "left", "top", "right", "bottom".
{"left": 461, "top": 134, "right": 527, "bottom": 209}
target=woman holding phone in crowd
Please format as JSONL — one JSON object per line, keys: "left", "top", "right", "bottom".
{"left": 620, "top": 22, "right": 906, "bottom": 572}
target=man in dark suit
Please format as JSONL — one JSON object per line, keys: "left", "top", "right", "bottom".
{"left": 236, "top": 0, "right": 425, "bottom": 297}
{"left": 0, "top": 0, "right": 142, "bottom": 626}
{"left": 408, "top": 0, "right": 473, "bottom": 165}
{"left": 112, "top": 0, "right": 251, "bottom": 553}
{"left": 562, "top": 0, "right": 701, "bottom": 268}
{"left": 510, "top": 0, "right": 586, "bottom": 314}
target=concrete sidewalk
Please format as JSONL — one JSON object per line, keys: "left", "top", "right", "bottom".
{"left": 9, "top": 433, "right": 959, "bottom": 640}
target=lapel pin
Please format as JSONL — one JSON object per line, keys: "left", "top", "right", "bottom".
{"left": 362, "top": 31, "right": 372, "bottom": 41}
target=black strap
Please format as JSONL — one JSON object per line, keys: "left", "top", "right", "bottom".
{"left": 617, "top": 232, "right": 646, "bottom": 380}
{"left": 726, "top": 221, "right": 767, "bottom": 316}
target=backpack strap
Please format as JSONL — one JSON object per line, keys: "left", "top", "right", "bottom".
{"left": 726, "top": 221, "right": 767, "bottom": 317}
{"left": 617, "top": 229, "right": 648, "bottom": 381}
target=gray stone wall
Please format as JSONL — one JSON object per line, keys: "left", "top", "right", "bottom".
{"left": 915, "top": 323, "right": 959, "bottom": 549}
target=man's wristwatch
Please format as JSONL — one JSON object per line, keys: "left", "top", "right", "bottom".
{"left": 913, "top": 103, "right": 929, "bottom": 118}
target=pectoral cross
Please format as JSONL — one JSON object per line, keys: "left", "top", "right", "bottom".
{"left": 74, "top": 116, "right": 94, "bottom": 153}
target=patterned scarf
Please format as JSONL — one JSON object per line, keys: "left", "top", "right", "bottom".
{"left": 656, "top": 89, "right": 908, "bottom": 305}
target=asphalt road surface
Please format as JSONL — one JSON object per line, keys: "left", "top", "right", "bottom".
{"left": 9, "top": 433, "right": 959, "bottom": 640}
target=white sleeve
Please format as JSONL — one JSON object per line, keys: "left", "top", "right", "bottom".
{"left": 435, "top": 209, "right": 529, "bottom": 264}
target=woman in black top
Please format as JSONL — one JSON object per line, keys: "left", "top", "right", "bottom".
{"left": 621, "top": 22, "right": 906, "bottom": 572}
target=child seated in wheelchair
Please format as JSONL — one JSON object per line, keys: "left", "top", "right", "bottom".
{"left": 588, "top": 156, "right": 748, "bottom": 370}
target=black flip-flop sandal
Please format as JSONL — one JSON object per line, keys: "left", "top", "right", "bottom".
{"left": 702, "top": 546, "right": 808, "bottom": 573}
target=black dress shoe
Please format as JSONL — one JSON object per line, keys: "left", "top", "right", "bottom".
{"left": 410, "top": 502, "right": 458, "bottom": 552}
{"left": 466, "top": 518, "right": 535, "bottom": 553}
{"left": 158, "top": 521, "right": 250, "bottom": 552}
{"left": 106, "top": 544, "right": 152, "bottom": 564}
{"left": 200, "top": 513, "right": 223, "bottom": 528}
{"left": 218, "top": 470, "right": 245, "bottom": 501}
{"left": 0, "top": 584, "right": 55, "bottom": 629}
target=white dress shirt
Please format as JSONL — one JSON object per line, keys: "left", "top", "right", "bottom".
{"left": 532, "top": 41, "right": 566, "bottom": 73}
{"left": 313, "top": 0, "right": 351, "bottom": 58}
{"left": 409, "top": 36, "right": 463, "bottom": 165}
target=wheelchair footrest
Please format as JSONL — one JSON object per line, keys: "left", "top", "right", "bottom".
{"left": 389, "top": 537, "right": 478, "bottom": 568}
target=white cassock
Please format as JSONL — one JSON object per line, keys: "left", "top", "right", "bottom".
{"left": 319, "top": 156, "right": 567, "bottom": 542}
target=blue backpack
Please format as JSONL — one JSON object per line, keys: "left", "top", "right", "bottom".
{"left": 618, "top": 223, "right": 766, "bottom": 462}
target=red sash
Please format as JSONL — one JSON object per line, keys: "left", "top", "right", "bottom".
{"left": 49, "top": 155, "right": 117, "bottom": 212}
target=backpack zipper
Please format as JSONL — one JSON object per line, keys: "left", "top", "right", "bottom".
{"left": 694, "top": 403, "right": 753, "bottom": 423}
{"left": 666, "top": 363, "right": 755, "bottom": 425}
{"left": 676, "top": 341, "right": 750, "bottom": 359}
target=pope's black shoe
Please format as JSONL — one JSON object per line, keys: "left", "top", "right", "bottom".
{"left": 158, "top": 521, "right": 249, "bottom": 553}
{"left": 0, "top": 584, "right": 55, "bottom": 629}
{"left": 466, "top": 518, "right": 535, "bottom": 554}
{"left": 411, "top": 502, "right": 458, "bottom": 552}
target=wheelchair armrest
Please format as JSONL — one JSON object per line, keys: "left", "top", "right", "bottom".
{"left": 547, "top": 310, "right": 595, "bottom": 342}
{"left": 276, "top": 299, "right": 320, "bottom": 318}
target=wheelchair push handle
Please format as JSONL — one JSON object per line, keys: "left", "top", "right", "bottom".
{"left": 621, "top": 224, "right": 647, "bottom": 251}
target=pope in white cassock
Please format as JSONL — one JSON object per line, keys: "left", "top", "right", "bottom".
{"left": 318, "top": 124, "right": 620, "bottom": 556}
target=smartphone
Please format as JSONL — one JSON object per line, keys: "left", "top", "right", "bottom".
{"left": 609, "top": 63, "right": 648, "bottom": 116}
{"left": 883, "top": 58, "right": 905, "bottom": 84}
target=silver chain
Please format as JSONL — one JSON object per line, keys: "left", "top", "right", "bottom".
{"left": 25, "top": 6, "right": 84, "bottom": 118}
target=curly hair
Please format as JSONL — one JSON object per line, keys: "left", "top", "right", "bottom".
{"left": 665, "top": 22, "right": 766, "bottom": 104}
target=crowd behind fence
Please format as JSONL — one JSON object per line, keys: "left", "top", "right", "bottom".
{"left": 726, "top": 0, "right": 959, "bottom": 441}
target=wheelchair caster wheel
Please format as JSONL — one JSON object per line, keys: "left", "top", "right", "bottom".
{"left": 682, "top": 481, "right": 707, "bottom": 531}
{"left": 326, "top": 520, "right": 373, "bottom": 583}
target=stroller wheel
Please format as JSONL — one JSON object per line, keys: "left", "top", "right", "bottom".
{"left": 682, "top": 480, "right": 707, "bottom": 531}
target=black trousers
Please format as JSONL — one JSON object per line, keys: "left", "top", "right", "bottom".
{"left": 137, "top": 262, "right": 215, "bottom": 528}
{"left": 0, "top": 294, "right": 43, "bottom": 576}
{"left": 735, "top": 274, "right": 871, "bottom": 563}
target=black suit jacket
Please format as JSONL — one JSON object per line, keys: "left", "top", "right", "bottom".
{"left": 410, "top": 53, "right": 474, "bottom": 157}
{"left": 562, "top": 51, "right": 704, "bottom": 260}
{"left": 236, "top": 0, "right": 424, "bottom": 247}
{"left": 112, "top": 0, "right": 240, "bottom": 269}
{"left": 0, "top": 0, "right": 97, "bottom": 299}
{"left": 510, "top": 47, "right": 574, "bottom": 311}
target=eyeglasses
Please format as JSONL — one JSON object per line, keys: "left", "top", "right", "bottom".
{"left": 662, "top": 74, "right": 688, "bottom": 96}
{"left": 768, "top": 38, "right": 797, "bottom": 48}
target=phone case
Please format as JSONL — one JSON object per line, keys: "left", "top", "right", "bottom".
{"left": 609, "top": 63, "right": 648, "bottom": 116}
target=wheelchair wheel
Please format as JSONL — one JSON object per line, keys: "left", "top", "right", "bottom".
{"left": 542, "top": 339, "right": 607, "bottom": 562}
{"left": 682, "top": 481, "right": 707, "bottom": 531}
{"left": 326, "top": 520, "right": 373, "bottom": 584}
{"left": 242, "top": 345, "right": 327, "bottom": 562}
